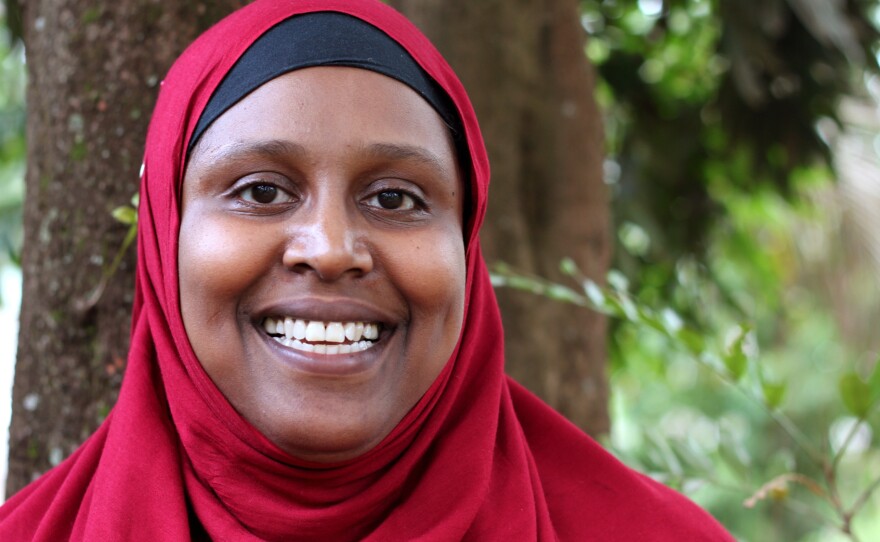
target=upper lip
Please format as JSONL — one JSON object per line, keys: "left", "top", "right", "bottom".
{"left": 251, "top": 297, "right": 401, "bottom": 327}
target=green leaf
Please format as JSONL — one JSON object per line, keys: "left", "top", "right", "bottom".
{"left": 618, "top": 221, "right": 651, "bottom": 257}
{"left": 2, "top": 235, "right": 21, "bottom": 267}
{"left": 638, "top": 307, "right": 668, "bottom": 334}
{"left": 724, "top": 350, "right": 747, "bottom": 381}
{"left": 761, "top": 380, "right": 787, "bottom": 410}
{"left": 507, "top": 275, "right": 542, "bottom": 294}
{"left": 722, "top": 326, "right": 750, "bottom": 381}
{"left": 111, "top": 205, "right": 137, "bottom": 226}
{"left": 583, "top": 279, "right": 607, "bottom": 308}
{"left": 645, "top": 432, "right": 684, "bottom": 477}
{"left": 839, "top": 372, "right": 872, "bottom": 417}
{"left": 544, "top": 284, "right": 584, "bottom": 305}
{"left": 559, "top": 257, "right": 579, "bottom": 277}
{"left": 607, "top": 269, "right": 630, "bottom": 292}
{"left": 617, "top": 294, "right": 640, "bottom": 321}
{"left": 669, "top": 437, "right": 714, "bottom": 473}
{"left": 867, "top": 352, "right": 880, "bottom": 403}
{"left": 676, "top": 328, "right": 705, "bottom": 355}
{"left": 603, "top": 294, "right": 630, "bottom": 319}
{"left": 493, "top": 261, "right": 511, "bottom": 274}
{"left": 488, "top": 273, "right": 505, "bottom": 287}
{"left": 660, "top": 308, "right": 684, "bottom": 333}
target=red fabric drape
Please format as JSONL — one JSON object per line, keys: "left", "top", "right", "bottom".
{"left": 0, "top": 1, "right": 733, "bottom": 540}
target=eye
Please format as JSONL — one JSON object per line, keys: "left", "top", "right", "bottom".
{"left": 240, "top": 183, "right": 293, "bottom": 205}
{"left": 367, "top": 190, "right": 417, "bottom": 211}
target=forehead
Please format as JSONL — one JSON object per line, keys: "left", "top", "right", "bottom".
{"left": 191, "top": 67, "right": 457, "bottom": 163}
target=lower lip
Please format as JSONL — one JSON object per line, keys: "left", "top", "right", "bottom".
{"left": 256, "top": 326, "right": 387, "bottom": 377}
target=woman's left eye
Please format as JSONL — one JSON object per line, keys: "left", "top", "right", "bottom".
{"left": 366, "top": 190, "right": 418, "bottom": 211}
{"left": 240, "top": 183, "right": 292, "bottom": 205}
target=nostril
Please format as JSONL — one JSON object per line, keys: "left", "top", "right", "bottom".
{"left": 287, "top": 262, "right": 315, "bottom": 274}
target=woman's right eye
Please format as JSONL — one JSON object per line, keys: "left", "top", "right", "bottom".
{"left": 239, "top": 183, "right": 293, "bottom": 205}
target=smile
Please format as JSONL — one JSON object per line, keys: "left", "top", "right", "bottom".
{"left": 262, "top": 317, "right": 381, "bottom": 355}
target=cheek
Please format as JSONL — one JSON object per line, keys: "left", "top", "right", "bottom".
{"left": 388, "top": 226, "right": 466, "bottom": 359}
{"left": 178, "top": 213, "right": 278, "bottom": 379}
{"left": 179, "top": 216, "right": 274, "bottom": 310}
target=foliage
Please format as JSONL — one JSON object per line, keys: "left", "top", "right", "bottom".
{"left": 73, "top": 193, "right": 139, "bottom": 312}
{"left": 494, "top": 232, "right": 880, "bottom": 540}
{"left": 0, "top": 4, "right": 25, "bottom": 272}
{"left": 502, "top": 0, "right": 880, "bottom": 533}
{"left": 582, "top": 0, "right": 879, "bottom": 257}
{"left": 496, "top": 1, "right": 880, "bottom": 539}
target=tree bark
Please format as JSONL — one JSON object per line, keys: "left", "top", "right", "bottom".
{"left": 7, "top": 0, "right": 248, "bottom": 498}
{"left": 391, "top": 0, "right": 611, "bottom": 434}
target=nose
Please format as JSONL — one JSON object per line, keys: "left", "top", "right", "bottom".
{"left": 281, "top": 197, "right": 373, "bottom": 281}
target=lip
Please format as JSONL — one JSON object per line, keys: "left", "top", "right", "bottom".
{"left": 253, "top": 296, "right": 400, "bottom": 327}
{"left": 251, "top": 297, "right": 401, "bottom": 377}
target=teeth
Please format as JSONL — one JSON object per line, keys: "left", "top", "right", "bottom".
{"left": 292, "top": 319, "right": 306, "bottom": 340}
{"left": 305, "top": 321, "right": 325, "bottom": 342}
{"left": 283, "top": 339, "right": 376, "bottom": 355}
{"left": 294, "top": 339, "right": 314, "bottom": 353}
{"left": 264, "top": 317, "right": 381, "bottom": 354}
{"left": 325, "top": 322, "right": 345, "bottom": 343}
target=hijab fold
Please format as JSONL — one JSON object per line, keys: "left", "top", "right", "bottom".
{"left": 0, "top": 1, "right": 733, "bottom": 540}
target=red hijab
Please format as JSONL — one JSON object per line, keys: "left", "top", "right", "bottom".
{"left": 0, "top": 1, "right": 733, "bottom": 540}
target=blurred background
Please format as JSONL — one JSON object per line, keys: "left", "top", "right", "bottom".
{"left": 582, "top": 1, "right": 880, "bottom": 540}
{"left": 2, "top": 1, "right": 880, "bottom": 540}
{"left": 0, "top": 0, "right": 24, "bottom": 500}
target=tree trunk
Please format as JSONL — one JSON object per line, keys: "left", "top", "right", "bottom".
{"left": 391, "top": 0, "right": 611, "bottom": 434}
{"left": 7, "top": 0, "right": 248, "bottom": 498}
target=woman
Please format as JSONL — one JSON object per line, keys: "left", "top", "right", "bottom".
{"left": 0, "top": 1, "right": 733, "bottom": 540}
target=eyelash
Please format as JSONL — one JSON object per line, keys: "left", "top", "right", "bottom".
{"left": 363, "top": 188, "right": 426, "bottom": 212}
{"left": 229, "top": 177, "right": 428, "bottom": 214}
{"left": 228, "top": 177, "right": 296, "bottom": 207}
{"left": 240, "top": 182, "right": 294, "bottom": 205}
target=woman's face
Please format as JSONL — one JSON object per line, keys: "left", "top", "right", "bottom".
{"left": 179, "top": 67, "right": 466, "bottom": 462}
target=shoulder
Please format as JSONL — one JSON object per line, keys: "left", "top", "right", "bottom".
{"left": 507, "top": 378, "right": 735, "bottom": 541}
{"left": 566, "top": 467, "right": 736, "bottom": 541}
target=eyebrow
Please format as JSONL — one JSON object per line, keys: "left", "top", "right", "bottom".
{"left": 195, "top": 139, "right": 454, "bottom": 179}
{"left": 360, "top": 142, "right": 454, "bottom": 178}
{"left": 198, "top": 139, "right": 308, "bottom": 165}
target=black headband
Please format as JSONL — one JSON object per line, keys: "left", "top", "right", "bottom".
{"left": 189, "top": 11, "right": 463, "bottom": 151}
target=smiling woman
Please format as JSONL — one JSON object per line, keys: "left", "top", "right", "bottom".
{"left": 180, "top": 67, "right": 466, "bottom": 463}
{"left": 0, "top": 1, "right": 733, "bottom": 540}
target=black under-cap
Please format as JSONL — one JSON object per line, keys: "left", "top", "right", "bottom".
{"left": 189, "top": 11, "right": 462, "bottom": 151}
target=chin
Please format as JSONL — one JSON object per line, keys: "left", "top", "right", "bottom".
{"left": 267, "top": 408, "right": 394, "bottom": 463}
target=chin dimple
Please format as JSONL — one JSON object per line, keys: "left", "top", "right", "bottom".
{"left": 263, "top": 317, "right": 380, "bottom": 354}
